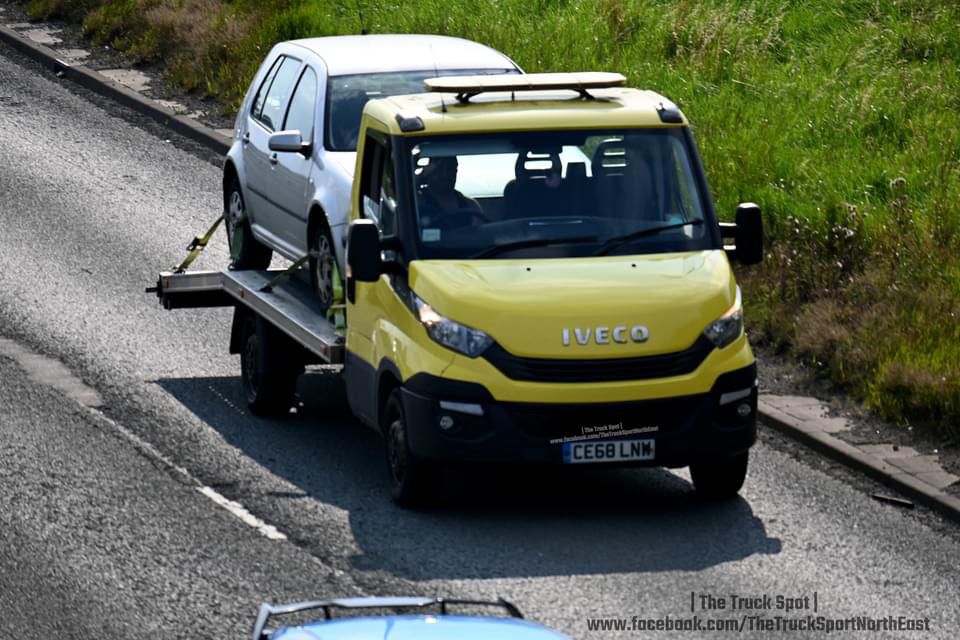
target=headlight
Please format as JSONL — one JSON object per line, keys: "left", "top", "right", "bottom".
{"left": 412, "top": 293, "right": 493, "bottom": 357}
{"left": 703, "top": 286, "right": 743, "bottom": 348}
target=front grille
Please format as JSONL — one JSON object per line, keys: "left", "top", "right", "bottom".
{"left": 501, "top": 393, "right": 709, "bottom": 441}
{"left": 482, "top": 336, "right": 714, "bottom": 383}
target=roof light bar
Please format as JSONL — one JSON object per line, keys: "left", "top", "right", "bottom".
{"left": 424, "top": 72, "right": 627, "bottom": 103}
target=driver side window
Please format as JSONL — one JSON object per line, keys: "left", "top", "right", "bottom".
{"left": 358, "top": 134, "right": 397, "bottom": 236}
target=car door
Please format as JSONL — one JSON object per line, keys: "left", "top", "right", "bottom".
{"left": 242, "top": 53, "right": 303, "bottom": 247}
{"left": 271, "top": 64, "right": 319, "bottom": 252}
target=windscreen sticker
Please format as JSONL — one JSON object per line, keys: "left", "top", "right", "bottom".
{"left": 422, "top": 228, "right": 441, "bottom": 242}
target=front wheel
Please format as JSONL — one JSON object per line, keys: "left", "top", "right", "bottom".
{"left": 308, "top": 220, "right": 337, "bottom": 315}
{"left": 690, "top": 451, "right": 749, "bottom": 499}
{"left": 383, "top": 389, "right": 441, "bottom": 507}
{"left": 225, "top": 177, "right": 272, "bottom": 270}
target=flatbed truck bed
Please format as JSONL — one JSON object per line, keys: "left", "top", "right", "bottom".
{"left": 152, "top": 269, "right": 344, "bottom": 365}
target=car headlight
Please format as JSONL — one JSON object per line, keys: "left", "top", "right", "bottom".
{"left": 703, "top": 286, "right": 743, "bottom": 348}
{"left": 412, "top": 293, "right": 493, "bottom": 357}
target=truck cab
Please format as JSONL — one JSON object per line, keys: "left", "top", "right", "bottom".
{"left": 344, "top": 73, "right": 763, "bottom": 505}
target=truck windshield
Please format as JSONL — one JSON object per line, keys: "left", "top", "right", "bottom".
{"left": 407, "top": 129, "right": 716, "bottom": 260}
{"left": 326, "top": 69, "right": 517, "bottom": 151}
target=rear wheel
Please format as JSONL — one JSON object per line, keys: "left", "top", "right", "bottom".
{"left": 690, "top": 451, "right": 749, "bottom": 499}
{"left": 239, "top": 315, "right": 303, "bottom": 416}
{"left": 225, "top": 177, "right": 272, "bottom": 270}
{"left": 308, "top": 219, "right": 337, "bottom": 315}
{"left": 383, "top": 389, "right": 441, "bottom": 507}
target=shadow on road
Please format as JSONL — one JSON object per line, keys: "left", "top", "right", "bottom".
{"left": 157, "top": 371, "right": 783, "bottom": 580}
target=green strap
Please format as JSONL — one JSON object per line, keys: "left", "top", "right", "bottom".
{"left": 173, "top": 215, "right": 224, "bottom": 273}
{"left": 251, "top": 248, "right": 346, "bottom": 339}
{"left": 326, "top": 260, "right": 346, "bottom": 338}
{"left": 259, "top": 254, "right": 311, "bottom": 292}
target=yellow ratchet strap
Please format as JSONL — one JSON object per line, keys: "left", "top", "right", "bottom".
{"left": 259, "top": 254, "right": 310, "bottom": 293}
{"left": 326, "top": 261, "right": 346, "bottom": 338}
{"left": 173, "top": 215, "right": 224, "bottom": 274}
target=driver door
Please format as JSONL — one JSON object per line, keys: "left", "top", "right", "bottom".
{"left": 345, "top": 129, "right": 400, "bottom": 425}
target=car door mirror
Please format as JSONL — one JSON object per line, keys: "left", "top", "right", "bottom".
{"left": 269, "top": 130, "right": 312, "bottom": 157}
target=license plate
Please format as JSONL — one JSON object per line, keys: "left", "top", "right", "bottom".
{"left": 562, "top": 438, "right": 655, "bottom": 464}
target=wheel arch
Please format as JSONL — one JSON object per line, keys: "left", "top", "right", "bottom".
{"left": 376, "top": 359, "right": 403, "bottom": 433}
{"left": 223, "top": 160, "right": 240, "bottom": 206}
{"left": 307, "top": 204, "right": 332, "bottom": 248}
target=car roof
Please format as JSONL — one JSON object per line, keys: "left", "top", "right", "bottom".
{"left": 286, "top": 34, "right": 518, "bottom": 76}
{"left": 365, "top": 87, "right": 688, "bottom": 136}
{"left": 272, "top": 614, "right": 571, "bottom": 640}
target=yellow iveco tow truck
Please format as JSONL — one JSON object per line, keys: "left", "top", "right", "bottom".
{"left": 153, "top": 72, "right": 763, "bottom": 506}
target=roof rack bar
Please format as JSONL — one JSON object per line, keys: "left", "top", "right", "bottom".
{"left": 436, "top": 597, "right": 524, "bottom": 619}
{"left": 251, "top": 596, "right": 526, "bottom": 639}
{"left": 426, "top": 72, "right": 626, "bottom": 102}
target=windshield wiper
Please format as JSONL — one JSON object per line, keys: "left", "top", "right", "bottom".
{"left": 470, "top": 235, "right": 599, "bottom": 259}
{"left": 593, "top": 219, "right": 704, "bottom": 256}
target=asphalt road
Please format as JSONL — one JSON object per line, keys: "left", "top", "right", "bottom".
{"left": 0, "top": 43, "right": 958, "bottom": 639}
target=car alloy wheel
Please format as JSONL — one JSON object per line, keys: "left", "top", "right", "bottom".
{"left": 313, "top": 232, "right": 334, "bottom": 310}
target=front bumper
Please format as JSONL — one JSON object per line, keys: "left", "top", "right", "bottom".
{"left": 401, "top": 364, "right": 757, "bottom": 466}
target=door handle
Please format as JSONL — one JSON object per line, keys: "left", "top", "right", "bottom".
{"left": 270, "top": 153, "right": 278, "bottom": 165}
{"left": 242, "top": 132, "right": 250, "bottom": 145}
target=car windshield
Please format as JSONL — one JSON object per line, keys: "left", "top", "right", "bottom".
{"left": 326, "top": 69, "right": 517, "bottom": 151}
{"left": 407, "top": 128, "right": 715, "bottom": 259}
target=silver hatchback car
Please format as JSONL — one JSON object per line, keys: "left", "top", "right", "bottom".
{"left": 223, "top": 35, "right": 520, "bottom": 312}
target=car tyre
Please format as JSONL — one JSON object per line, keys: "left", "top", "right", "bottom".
{"left": 240, "top": 315, "right": 303, "bottom": 417}
{"left": 383, "top": 389, "right": 441, "bottom": 507}
{"left": 309, "top": 219, "right": 338, "bottom": 315}
{"left": 225, "top": 177, "right": 272, "bottom": 270}
{"left": 690, "top": 451, "right": 749, "bottom": 499}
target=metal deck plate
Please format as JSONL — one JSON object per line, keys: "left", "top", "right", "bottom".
{"left": 220, "top": 270, "right": 344, "bottom": 364}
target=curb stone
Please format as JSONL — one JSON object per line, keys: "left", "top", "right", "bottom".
{"left": 760, "top": 396, "right": 960, "bottom": 525}
{"left": 2, "top": 16, "right": 958, "bottom": 526}
{"left": 0, "top": 22, "right": 231, "bottom": 154}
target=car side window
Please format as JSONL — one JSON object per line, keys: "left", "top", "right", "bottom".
{"left": 253, "top": 56, "right": 301, "bottom": 131}
{"left": 358, "top": 133, "right": 397, "bottom": 235}
{"left": 283, "top": 66, "right": 318, "bottom": 142}
{"left": 251, "top": 56, "right": 282, "bottom": 121}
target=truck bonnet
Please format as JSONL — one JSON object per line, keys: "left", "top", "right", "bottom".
{"left": 406, "top": 250, "right": 738, "bottom": 359}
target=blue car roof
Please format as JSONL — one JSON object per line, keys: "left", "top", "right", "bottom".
{"left": 272, "top": 614, "right": 571, "bottom": 640}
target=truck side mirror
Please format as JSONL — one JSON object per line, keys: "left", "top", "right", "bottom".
{"left": 720, "top": 203, "right": 763, "bottom": 265}
{"left": 347, "top": 219, "right": 381, "bottom": 285}
{"left": 734, "top": 203, "right": 763, "bottom": 265}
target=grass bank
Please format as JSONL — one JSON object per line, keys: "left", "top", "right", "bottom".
{"left": 21, "top": 0, "right": 960, "bottom": 435}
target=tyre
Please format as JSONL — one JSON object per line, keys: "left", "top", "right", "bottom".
{"left": 239, "top": 314, "right": 303, "bottom": 417}
{"left": 383, "top": 389, "right": 441, "bottom": 507}
{"left": 308, "top": 219, "right": 338, "bottom": 315}
{"left": 225, "top": 177, "right": 272, "bottom": 270}
{"left": 690, "top": 451, "right": 749, "bottom": 499}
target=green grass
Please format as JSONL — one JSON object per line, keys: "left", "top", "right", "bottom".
{"left": 21, "top": 0, "right": 960, "bottom": 436}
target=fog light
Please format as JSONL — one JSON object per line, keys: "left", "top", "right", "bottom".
{"left": 737, "top": 402, "right": 752, "bottom": 418}
{"left": 439, "top": 415, "right": 455, "bottom": 430}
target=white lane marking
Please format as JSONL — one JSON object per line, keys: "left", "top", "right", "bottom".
{"left": 198, "top": 486, "right": 287, "bottom": 541}
{"left": 0, "top": 336, "right": 289, "bottom": 542}
{"left": 0, "top": 338, "right": 103, "bottom": 407}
